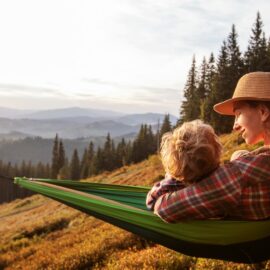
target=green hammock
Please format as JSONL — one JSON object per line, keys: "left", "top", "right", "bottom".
{"left": 14, "top": 177, "right": 270, "bottom": 264}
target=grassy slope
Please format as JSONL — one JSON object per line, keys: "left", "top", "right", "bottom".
{"left": 0, "top": 132, "right": 267, "bottom": 270}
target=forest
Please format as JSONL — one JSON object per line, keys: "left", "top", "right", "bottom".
{"left": 180, "top": 12, "right": 270, "bottom": 133}
{"left": 0, "top": 115, "right": 172, "bottom": 203}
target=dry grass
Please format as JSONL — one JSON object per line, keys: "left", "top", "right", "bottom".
{"left": 83, "top": 154, "right": 164, "bottom": 186}
{"left": 219, "top": 131, "right": 262, "bottom": 162}
{"left": 0, "top": 133, "right": 267, "bottom": 269}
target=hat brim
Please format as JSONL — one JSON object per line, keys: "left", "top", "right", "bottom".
{"left": 214, "top": 97, "right": 270, "bottom": 115}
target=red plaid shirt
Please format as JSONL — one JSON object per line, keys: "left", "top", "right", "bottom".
{"left": 146, "top": 148, "right": 270, "bottom": 222}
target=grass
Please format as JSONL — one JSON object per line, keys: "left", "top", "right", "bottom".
{"left": 0, "top": 132, "right": 268, "bottom": 269}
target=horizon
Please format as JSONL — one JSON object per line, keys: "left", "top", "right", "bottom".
{"left": 0, "top": 1, "right": 270, "bottom": 115}
{"left": 0, "top": 105, "right": 178, "bottom": 117}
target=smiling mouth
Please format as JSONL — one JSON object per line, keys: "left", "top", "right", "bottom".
{"left": 238, "top": 129, "right": 245, "bottom": 138}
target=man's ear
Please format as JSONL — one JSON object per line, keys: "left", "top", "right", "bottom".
{"left": 259, "top": 104, "right": 270, "bottom": 122}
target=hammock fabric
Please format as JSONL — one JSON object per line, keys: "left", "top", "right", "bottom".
{"left": 14, "top": 177, "right": 270, "bottom": 264}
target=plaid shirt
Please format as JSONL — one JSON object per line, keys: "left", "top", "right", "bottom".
{"left": 146, "top": 148, "right": 270, "bottom": 222}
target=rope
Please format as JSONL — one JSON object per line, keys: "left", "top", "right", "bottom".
{"left": 0, "top": 174, "right": 14, "bottom": 181}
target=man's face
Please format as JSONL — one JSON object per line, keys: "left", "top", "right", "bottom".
{"left": 233, "top": 102, "right": 265, "bottom": 145}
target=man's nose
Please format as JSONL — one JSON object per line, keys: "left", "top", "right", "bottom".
{"left": 233, "top": 119, "right": 241, "bottom": 131}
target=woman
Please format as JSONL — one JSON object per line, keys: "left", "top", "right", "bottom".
{"left": 214, "top": 72, "right": 270, "bottom": 145}
{"left": 147, "top": 71, "right": 270, "bottom": 222}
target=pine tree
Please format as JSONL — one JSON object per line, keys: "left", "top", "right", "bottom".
{"left": 36, "top": 162, "right": 45, "bottom": 178}
{"left": 14, "top": 163, "right": 19, "bottom": 178}
{"left": 131, "top": 124, "right": 158, "bottom": 163}
{"left": 227, "top": 25, "right": 243, "bottom": 74}
{"left": 211, "top": 25, "right": 243, "bottom": 133}
{"left": 197, "top": 57, "right": 208, "bottom": 100}
{"left": 103, "top": 133, "right": 114, "bottom": 171}
{"left": 20, "top": 160, "right": 27, "bottom": 176}
{"left": 209, "top": 41, "right": 230, "bottom": 132}
{"left": 132, "top": 124, "right": 147, "bottom": 163}
{"left": 80, "top": 148, "right": 89, "bottom": 179}
{"left": 58, "top": 140, "right": 65, "bottom": 173}
{"left": 146, "top": 125, "right": 156, "bottom": 155}
{"left": 197, "top": 57, "right": 208, "bottom": 119}
{"left": 244, "top": 12, "right": 270, "bottom": 71}
{"left": 5, "top": 162, "right": 11, "bottom": 177}
{"left": 87, "top": 141, "right": 95, "bottom": 176}
{"left": 27, "top": 161, "right": 33, "bottom": 177}
{"left": 205, "top": 53, "right": 216, "bottom": 97}
{"left": 70, "top": 149, "right": 80, "bottom": 180}
{"left": 160, "top": 114, "right": 172, "bottom": 139}
{"left": 58, "top": 158, "right": 70, "bottom": 180}
{"left": 125, "top": 141, "right": 133, "bottom": 165}
{"left": 45, "top": 163, "right": 51, "bottom": 178}
{"left": 267, "top": 37, "right": 270, "bottom": 59}
{"left": 111, "top": 139, "right": 116, "bottom": 170}
{"left": 180, "top": 56, "right": 200, "bottom": 123}
{"left": 51, "top": 134, "right": 59, "bottom": 179}
{"left": 90, "top": 147, "right": 104, "bottom": 175}
{"left": 201, "top": 53, "right": 216, "bottom": 122}
{"left": 206, "top": 27, "right": 243, "bottom": 134}
{"left": 223, "top": 24, "right": 244, "bottom": 131}
{"left": 116, "top": 138, "right": 127, "bottom": 167}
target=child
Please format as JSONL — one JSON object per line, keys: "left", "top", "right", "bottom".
{"left": 146, "top": 119, "right": 222, "bottom": 211}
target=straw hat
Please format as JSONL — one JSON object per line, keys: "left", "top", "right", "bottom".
{"left": 214, "top": 72, "right": 270, "bottom": 115}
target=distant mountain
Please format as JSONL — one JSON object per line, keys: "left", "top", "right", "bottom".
{"left": 0, "top": 111, "right": 177, "bottom": 139}
{"left": 0, "top": 118, "right": 141, "bottom": 139}
{"left": 0, "top": 106, "right": 124, "bottom": 119}
{"left": 117, "top": 113, "right": 178, "bottom": 126}
{"left": 81, "top": 120, "right": 138, "bottom": 137}
{"left": 0, "top": 108, "right": 178, "bottom": 164}
{"left": 0, "top": 107, "right": 36, "bottom": 118}
{"left": 0, "top": 131, "right": 33, "bottom": 141}
{"left": 23, "top": 107, "right": 125, "bottom": 119}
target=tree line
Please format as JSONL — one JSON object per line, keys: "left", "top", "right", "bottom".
{"left": 180, "top": 12, "right": 270, "bottom": 133}
{"left": 0, "top": 114, "right": 172, "bottom": 181}
{"left": 50, "top": 114, "right": 172, "bottom": 180}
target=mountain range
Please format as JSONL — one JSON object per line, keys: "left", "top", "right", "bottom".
{"left": 0, "top": 107, "right": 178, "bottom": 139}
{"left": 0, "top": 107, "right": 178, "bottom": 164}
{"left": 0, "top": 106, "right": 123, "bottom": 119}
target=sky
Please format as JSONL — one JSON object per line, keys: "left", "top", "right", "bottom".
{"left": 0, "top": 0, "right": 270, "bottom": 116}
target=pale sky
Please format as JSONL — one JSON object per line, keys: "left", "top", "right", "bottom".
{"left": 0, "top": 0, "right": 270, "bottom": 115}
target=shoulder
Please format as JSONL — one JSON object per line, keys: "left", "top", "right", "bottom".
{"left": 198, "top": 150, "right": 270, "bottom": 187}
{"left": 229, "top": 149, "right": 270, "bottom": 183}
{"left": 230, "top": 146, "right": 270, "bottom": 161}
{"left": 249, "top": 146, "right": 270, "bottom": 155}
{"left": 232, "top": 147, "right": 270, "bottom": 165}
{"left": 230, "top": 149, "right": 250, "bottom": 161}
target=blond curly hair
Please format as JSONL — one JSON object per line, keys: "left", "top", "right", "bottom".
{"left": 160, "top": 120, "right": 222, "bottom": 184}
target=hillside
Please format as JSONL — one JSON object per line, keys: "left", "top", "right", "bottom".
{"left": 0, "top": 133, "right": 266, "bottom": 269}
